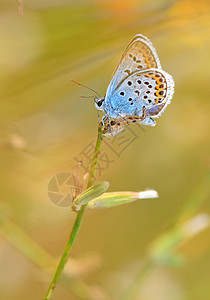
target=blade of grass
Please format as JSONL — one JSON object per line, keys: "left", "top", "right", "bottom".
{"left": 0, "top": 215, "right": 92, "bottom": 299}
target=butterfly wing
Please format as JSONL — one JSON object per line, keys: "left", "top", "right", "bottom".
{"left": 102, "top": 68, "right": 174, "bottom": 136}
{"left": 108, "top": 68, "right": 174, "bottom": 119}
{"left": 105, "top": 34, "right": 162, "bottom": 98}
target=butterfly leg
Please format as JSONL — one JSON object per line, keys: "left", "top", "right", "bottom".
{"left": 100, "top": 114, "right": 110, "bottom": 128}
{"left": 137, "top": 106, "right": 156, "bottom": 126}
{"left": 140, "top": 116, "right": 156, "bottom": 126}
{"left": 116, "top": 112, "right": 129, "bottom": 125}
{"left": 111, "top": 109, "right": 130, "bottom": 125}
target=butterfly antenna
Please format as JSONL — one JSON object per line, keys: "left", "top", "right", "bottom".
{"left": 71, "top": 80, "right": 101, "bottom": 98}
{"left": 80, "top": 96, "right": 95, "bottom": 99}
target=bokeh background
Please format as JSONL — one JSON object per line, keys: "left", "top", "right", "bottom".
{"left": 0, "top": 0, "right": 210, "bottom": 299}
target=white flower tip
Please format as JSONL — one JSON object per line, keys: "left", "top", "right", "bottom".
{"left": 138, "top": 189, "right": 159, "bottom": 199}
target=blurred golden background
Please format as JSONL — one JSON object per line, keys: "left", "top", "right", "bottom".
{"left": 0, "top": 0, "right": 210, "bottom": 299}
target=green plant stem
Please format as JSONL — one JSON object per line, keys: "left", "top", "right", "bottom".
{"left": 44, "top": 125, "right": 103, "bottom": 300}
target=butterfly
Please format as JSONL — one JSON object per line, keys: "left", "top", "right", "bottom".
{"left": 94, "top": 34, "right": 174, "bottom": 136}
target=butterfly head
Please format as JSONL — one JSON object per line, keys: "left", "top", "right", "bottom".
{"left": 95, "top": 97, "right": 105, "bottom": 111}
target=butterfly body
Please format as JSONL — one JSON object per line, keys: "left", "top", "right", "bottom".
{"left": 95, "top": 34, "right": 174, "bottom": 136}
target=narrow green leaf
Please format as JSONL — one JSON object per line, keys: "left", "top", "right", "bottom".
{"left": 73, "top": 181, "right": 109, "bottom": 206}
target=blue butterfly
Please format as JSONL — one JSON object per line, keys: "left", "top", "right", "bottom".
{"left": 94, "top": 34, "right": 174, "bottom": 136}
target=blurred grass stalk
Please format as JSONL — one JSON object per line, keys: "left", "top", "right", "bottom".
{"left": 120, "top": 171, "right": 210, "bottom": 300}
{"left": 150, "top": 213, "right": 210, "bottom": 266}
{"left": 0, "top": 211, "right": 92, "bottom": 299}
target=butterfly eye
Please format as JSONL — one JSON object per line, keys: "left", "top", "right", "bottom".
{"left": 97, "top": 98, "right": 104, "bottom": 107}
{"left": 159, "top": 91, "right": 164, "bottom": 96}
